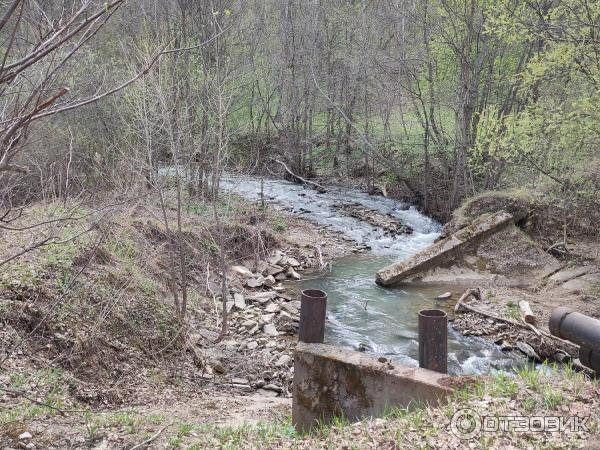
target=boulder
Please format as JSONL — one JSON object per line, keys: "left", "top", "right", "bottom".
{"left": 263, "top": 323, "right": 279, "bottom": 336}
{"left": 286, "top": 257, "right": 301, "bottom": 267}
{"left": 231, "top": 265, "right": 254, "bottom": 278}
{"left": 248, "top": 291, "right": 276, "bottom": 304}
{"left": 275, "top": 354, "right": 292, "bottom": 367}
{"left": 263, "top": 275, "right": 276, "bottom": 287}
{"left": 269, "top": 250, "right": 284, "bottom": 266}
{"left": 247, "top": 277, "right": 265, "bottom": 288}
{"left": 287, "top": 268, "right": 301, "bottom": 280}
{"left": 233, "top": 293, "right": 246, "bottom": 310}
{"left": 267, "top": 265, "right": 285, "bottom": 276}
{"left": 265, "top": 302, "right": 281, "bottom": 313}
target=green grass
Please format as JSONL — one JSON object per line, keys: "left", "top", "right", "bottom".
{"left": 1, "top": 368, "right": 73, "bottom": 425}
{"left": 515, "top": 363, "right": 542, "bottom": 391}
{"left": 272, "top": 216, "right": 287, "bottom": 232}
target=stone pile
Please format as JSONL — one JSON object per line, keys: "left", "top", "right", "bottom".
{"left": 195, "top": 249, "right": 312, "bottom": 397}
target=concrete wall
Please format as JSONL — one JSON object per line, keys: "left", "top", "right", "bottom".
{"left": 292, "top": 342, "right": 462, "bottom": 432}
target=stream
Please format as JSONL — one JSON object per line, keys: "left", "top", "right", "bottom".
{"left": 220, "top": 176, "right": 521, "bottom": 375}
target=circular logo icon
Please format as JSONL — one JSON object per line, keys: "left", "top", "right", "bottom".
{"left": 450, "top": 408, "right": 481, "bottom": 440}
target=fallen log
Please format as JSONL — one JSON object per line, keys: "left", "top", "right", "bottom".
{"left": 274, "top": 159, "right": 327, "bottom": 193}
{"left": 519, "top": 300, "right": 535, "bottom": 324}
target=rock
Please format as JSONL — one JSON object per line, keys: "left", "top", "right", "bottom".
{"left": 265, "top": 302, "right": 281, "bottom": 313}
{"left": 255, "top": 388, "right": 279, "bottom": 398}
{"left": 435, "top": 292, "right": 452, "bottom": 300}
{"left": 275, "top": 273, "right": 286, "bottom": 281}
{"left": 267, "top": 265, "right": 285, "bottom": 276}
{"left": 263, "top": 383, "right": 283, "bottom": 393}
{"left": 241, "top": 320, "right": 257, "bottom": 329}
{"left": 286, "top": 257, "right": 301, "bottom": 267}
{"left": 233, "top": 293, "right": 246, "bottom": 310}
{"left": 516, "top": 341, "right": 540, "bottom": 361}
{"left": 263, "top": 323, "right": 279, "bottom": 336}
{"left": 196, "top": 328, "right": 219, "bottom": 341}
{"left": 231, "top": 383, "right": 253, "bottom": 393}
{"left": 231, "top": 265, "right": 254, "bottom": 278}
{"left": 247, "top": 340, "right": 258, "bottom": 350}
{"left": 275, "top": 354, "right": 292, "bottom": 367}
{"left": 261, "top": 313, "right": 275, "bottom": 323}
{"left": 231, "top": 377, "right": 249, "bottom": 385}
{"left": 377, "top": 356, "right": 387, "bottom": 363}
{"left": 276, "top": 311, "right": 298, "bottom": 333}
{"left": 281, "top": 303, "right": 299, "bottom": 316}
{"left": 269, "top": 251, "right": 284, "bottom": 266}
{"left": 247, "top": 277, "right": 264, "bottom": 288}
{"left": 248, "top": 291, "right": 276, "bottom": 303}
{"left": 212, "top": 363, "right": 226, "bottom": 374}
{"left": 263, "top": 275, "right": 276, "bottom": 287}
{"left": 18, "top": 432, "right": 32, "bottom": 441}
{"left": 256, "top": 260, "right": 269, "bottom": 275}
{"left": 334, "top": 202, "right": 413, "bottom": 236}
{"left": 287, "top": 268, "right": 301, "bottom": 280}
{"left": 226, "top": 301, "right": 234, "bottom": 313}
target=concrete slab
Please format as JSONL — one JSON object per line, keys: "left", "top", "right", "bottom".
{"left": 292, "top": 342, "right": 469, "bottom": 432}
{"left": 376, "top": 211, "right": 514, "bottom": 286}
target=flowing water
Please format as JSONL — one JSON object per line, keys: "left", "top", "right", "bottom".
{"left": 220, "top": 176, "right": 521, "bottom": 375}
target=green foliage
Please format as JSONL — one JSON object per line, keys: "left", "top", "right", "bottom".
{"left": 475, "top": 0, "right": 600, "bottom": 203}
{"left": 200, "top": 238, "right": 220, "bottom": 255}
{"left": 272, "top": 216, "right": 287, "bottom": 232}
{"left": 106, "top": 232, "right": 137, "bottom": 263}
{"left": 505, "top": 300, "right": 520, "bottom": 321}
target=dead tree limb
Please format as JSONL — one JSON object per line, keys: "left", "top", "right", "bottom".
{"left": 274, "top": 159, "right": 326, "bottom": 193}
{"left": 454, "top": 289, "right": 576, "bottom": 348}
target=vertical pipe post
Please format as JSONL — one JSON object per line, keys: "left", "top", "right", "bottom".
{"left": 299, "top": 289, "right": 327, "bottom": 343}
{"left": 418, "top": 309, "right": 448, "bottom": 373}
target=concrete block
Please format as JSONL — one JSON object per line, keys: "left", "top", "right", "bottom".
{"left": 292, "top": 342, "right": 465, "bottom": 433}
{"left": 376, "top": 211, "right": 514, "bottom": 286}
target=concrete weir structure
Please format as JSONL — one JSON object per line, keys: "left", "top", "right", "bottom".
{"left": 292, "top": 342, "right": 464, "bottom": 433}
{"left": 375, "top": 210, "right": 560, "bottom": 287}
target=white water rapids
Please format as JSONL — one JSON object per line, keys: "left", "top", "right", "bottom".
{"left": 220, "top": 175, "right": 521, "bottom": 375}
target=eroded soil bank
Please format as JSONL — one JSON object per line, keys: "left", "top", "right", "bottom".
{"left": 0, "top": 188, "right": 366, "bottom": 449}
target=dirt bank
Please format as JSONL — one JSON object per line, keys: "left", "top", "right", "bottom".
{"left": 0, "top": 191, "right": 361, "bottom": 449}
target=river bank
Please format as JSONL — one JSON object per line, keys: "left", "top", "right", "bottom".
{"left": 0, "top": 186, "right": 370, "bottom": 449}
{"left": 1, "top": 179, "right": 599, "bottom": 448}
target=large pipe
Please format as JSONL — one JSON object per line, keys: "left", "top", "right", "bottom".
{"left": 579, "top": 347, "right": 600, "bottom": 372}
{"left": 418, "top": 309, "right": 448, "bottom": 374}
{"left": 549, "top": 307, "right": 600, "bottom": 353}
{"left": 299, "top": 289, "right": 327, "bottom": 343}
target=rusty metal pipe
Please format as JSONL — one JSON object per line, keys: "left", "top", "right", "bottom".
{"left": 418, "top": 309, "right": 448, "bottom": 374}
{"left": 298, "top": 289, "right": 327, "bottom": 343}
{"left": 549, "top": 307, "right": 600, "bottom": 353}
{"left": 579, "top": 347, "right": 600, "bottom": 372}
